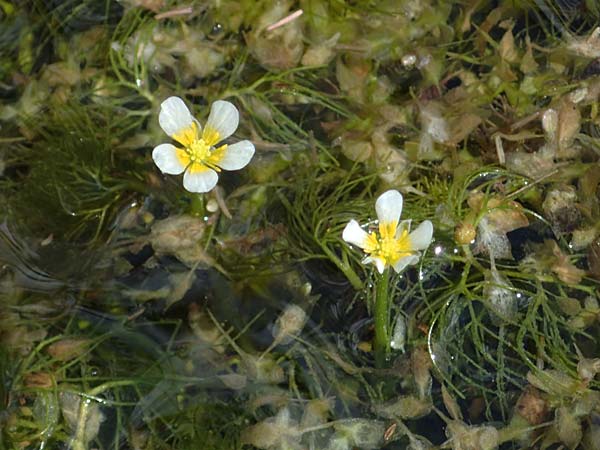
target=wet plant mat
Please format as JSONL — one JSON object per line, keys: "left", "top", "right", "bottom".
{"left": 2, "top": 0, "right": 600, "bottom": 449}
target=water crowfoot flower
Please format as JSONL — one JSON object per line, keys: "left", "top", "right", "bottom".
{"left": 152, "top": 96, "right": 255, "bottom": 193}
{"left": 342, "top": 190, "right": 433, "bottom": 274}
{"left": 342, "top": 189, "right": 433, "bottom": 367}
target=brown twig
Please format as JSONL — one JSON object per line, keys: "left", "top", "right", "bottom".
{"left": 266, "top": 9, "right": 303, "bottom": 32}
{"left": 155, "top": 6, "right": 193, "bottom": 20}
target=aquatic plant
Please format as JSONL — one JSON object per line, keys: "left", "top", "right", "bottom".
{"left": 343, "top": 190, "right": 433, "bottom": 366}
{"left": 152, "top": 96, "right": 255, "bottom": 193}
{"left": 343, "top": 190, "right": 433, "bottom": 275}
{"left": 1, "top": 101, "right": 148, "bottom": 242}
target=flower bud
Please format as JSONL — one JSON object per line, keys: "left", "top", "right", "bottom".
{"left": 454, "top": 221, "right": 476, "bottom": 245}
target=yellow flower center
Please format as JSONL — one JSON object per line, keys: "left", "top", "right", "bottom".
{"left": 172, "top": 122, "right": 227, "bottom": 173}
{"left": 189, "top": 139, "right": 211, "bottom": 163}
{"left": 363, "top": 221, "right": 413, "bottom": 268}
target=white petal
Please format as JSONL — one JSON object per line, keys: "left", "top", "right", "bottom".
{"left": 363, "top": 256, "right": 386, "bottom": 274}
{"left": 392, "top": 255, "right": 419, "bottom": 273}
{"left": 216, "top": 140, "right": 255, "bottom": 170}
{"left": 396, "top": 219, "right": 412, "bottom": 238}
{"left": 159, "top": 96, "right": 194, "bottom": 137}
{"left": 183, "top": 168, "right": 219, "bottom": 193}
{"left": 205, "top": 100, "right": 239, "bottom": 141}
{"left": 342, "top": 220, "right": 369, "bottom": 249}
{"left": 152, "top": 144, "right": 186, "bottom": 175}
{"left": 409, "top": 220, "right": 433, "bottom": 250}
{"left": 375, "top": 190, "right": 403, "bottom": 227}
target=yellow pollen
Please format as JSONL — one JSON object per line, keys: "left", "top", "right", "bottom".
{"left": 189, "top": 139, "right": 211, "bottom": 163}
{"left": 364, "top": 227, "right": 413, "bottom": 268}
{"left": 202, "top": 126, "right": 221, "bottom": 147}
{"left": 173, "top": 123, "right": 226, "bottom": 172}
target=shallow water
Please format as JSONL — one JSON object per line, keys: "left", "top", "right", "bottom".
{"left": 2, "top": 1, "right": 600, "bottom": 449}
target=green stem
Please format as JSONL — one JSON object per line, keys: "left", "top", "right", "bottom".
{"left": 374, "top": 268, "right": 391, "bottom": 368}
{"left": 72, "top": 380, "right": 138, "bottom": 450}
{"left": 321, "top": 245, "right": 363, "bottom": 290}
{"left": 189, "top": 193, "right": 205, "bottom": 216}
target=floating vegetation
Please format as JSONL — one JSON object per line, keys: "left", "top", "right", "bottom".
{"left": 2, "top": 0, "right": 600, "bottom": 449}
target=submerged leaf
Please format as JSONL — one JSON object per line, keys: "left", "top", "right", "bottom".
{"left": 558, "top": 297, "right": 582, "bottom": 317}
{"left": 484, "top": 265, "right": 517, "bottom": 322}
{"left": 408, "top": 433, "right": 434, "bottom": 450}
{"left": 24, "top": 372, "right": 55, "bottom": 388}
{"left": 587, "top": 236, "right": 600, "bottom": 280}
{"left": 164, "top": 269, "right": 196, "bottom": 310}
{"left": 542, "top": 185, "right": 581, "bottom": 233}
{"left": 549, "top": 241, "right": 586, "bottom": 285}
{"left": 527, "top": 369, "right": 584, "bottom": 398}
{"left": 522, "top": 240, "right": 586, "bottom": 285}
{"left": 515, "top": 386, "right": 549, "bottom": 425}
{"left": 340, "top": 138, "right": 373, "bottom": 162}
{"left": 188, "top": 303, "right": 227, "bottom": 353}
{"left": 47, "top": 338, "right": 92, "bottom": 362}
{"left": 336, "top": 56, "right": 371, "bottom": 104}
{"left": 374, "top": 395, "right": 432, "bottom": 420}
{"left": 301, "top": 32, "right": 340, "bottom": 66}
{"left": 390, "top": 313, "right": 406, "bottom": 352}
{"left": 498, "top": 25, "right": 519, "bottom": 63}
{"left": 246, "top": 1, "right": 304, "bottom": 71}
{"left": 577, "top": 358, "right": 600, "bottom": 383}
{"left": 333, "top": 419, "right": 386, "bottom": 449}
{"left": 442, "top": 385, "right": 463, "bottom": 421}
{"left": 243, "top": 353, "right": 286, "bottom": 384}
{"left": 149, "top": 215, "right": 211, "bottom": 266}
{"left": 218, "top": 373, "right": 247, "bottom": 390}
{"left": 582, "top": 421, "right": 600, "bottom": 450}
{"left": 60, "top": 392, "right": 104, "bottom": 445}
{"left": 241, "top": 408, "right": 300, "bottom": 449}
{"left": 468, "top": 193, "right": 529, "bottom": 259}
{"left": 272, "top": 304, "right": 307, "bottom": 345}
{"left": 33, "top": 391, "right": 60, "bottom": 443}
{"left": 555, "top": 406, "right": 582, "bottom": 450}
{"left": 1, "top": 324, "right": 47, "bottom": 356}
{"left": 301, "top": 398, "right": 332, "bottom": 428}
{"left": 445, "top": 421, "right": 499, "bottom": 450}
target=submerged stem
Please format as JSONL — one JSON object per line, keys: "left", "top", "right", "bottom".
{"left": 374, "top": 268, "right": 391, "bottom": 368}
{"left": 321, "top": 245, "right": 363, "bottom": 290}
{"left": 189, "top": 193, "right": 205, "bottom": 216}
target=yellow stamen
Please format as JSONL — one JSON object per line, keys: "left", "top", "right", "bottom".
{"left": 173, "top": 124, "right": 227, "bottom": 173}
{"left": 175, "top": 147, "right": 191, "bottom": 167}
{"left": 187, "top": 161, "right": 212, "bottom": 174}
{"left": 365, "top": 227, "right": 413, "bottom": 268}
{"left": 364, "top": 233, "right": 380, "bottom": 254}
{"left": 379, "top": 220, "right": 397, "bottom": 240}
{"left": 202, "top": 126, "right": 221, "bottom": 147}
{"left": 206, "top": 144, "right": 227, "bottom": 167}
{"left": 173, "top": 121, "right": 198, "bottom": 147}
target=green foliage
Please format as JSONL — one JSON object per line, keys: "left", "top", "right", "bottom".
{"left": 157, "top": 402, "right": 248, "bottom": 450}
{"left": 232, "top": 64, "right": 355, "bottom": 160}
{"left": 279, "top": 162, "right": 377, "bottom": 288}
{"left": 4, "top": 101, "right": 147, "bottom": 242}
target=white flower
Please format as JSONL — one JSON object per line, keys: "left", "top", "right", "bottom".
{"left": 152, "top": 96, "right": 255, "bottom": 193}
{"left": 342, "top": 190, "right": 433, "bottom": 274}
